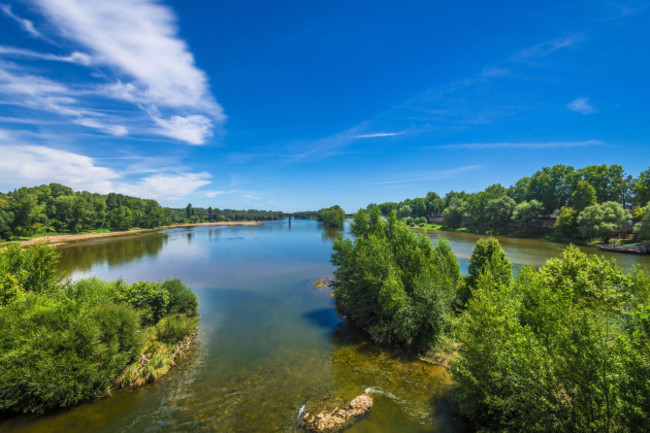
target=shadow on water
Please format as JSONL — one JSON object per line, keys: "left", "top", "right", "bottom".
{"left": 301, "top": 307, "right": 341, "bottom": 330}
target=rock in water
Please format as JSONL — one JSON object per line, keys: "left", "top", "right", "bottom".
{"left": 303, "top": 394, "right": 373, "bottom": 432}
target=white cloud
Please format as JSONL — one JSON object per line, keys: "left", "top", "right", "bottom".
{"left": 34, "top": 0, "right": 225, "bottom": 143}
{"left": 0, "top": 45, "right": 92, "bottom": 65}
{"left": 353, "top": 131, "right": 404, "bottom": 138}
{"left": 567, "top": 97, "right": 597, "bottom": 114}
{"left": 0, "top": 131, "right": 213, "bottom": 201}
{"left": 0, "top": 144, "right": 118, "bottom": 193}
{"left": 150, "top": 114, "right": 213, "bottom": 145}
{"left": 439, "top": 139, "right": 603, "bottom": 149}
{"left": 117, "top": 172, "right": 212, "bottom": 200}
{"left": 0, "top": 4, "right": 43, "bottom": 39}
{"left": 0, "top": 66, "right": 129, "bottom": 135}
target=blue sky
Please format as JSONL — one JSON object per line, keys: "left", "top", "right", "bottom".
{"left": 0, "top": 0, "right": 648, "bottom": 212}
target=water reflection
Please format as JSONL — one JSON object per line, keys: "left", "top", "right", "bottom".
{"left": 58, "top": 232, "right": 168, "bottom": 277}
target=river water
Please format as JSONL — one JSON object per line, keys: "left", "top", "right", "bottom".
{"left": 1, "top": 220, "right": 647, "bottom": 433}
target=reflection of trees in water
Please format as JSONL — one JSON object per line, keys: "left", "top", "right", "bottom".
{"left": 322, "top": 225, "right": 343, "bottom": 241}
{"left": 58, "top": 233, "right": 168, "bottom": 276}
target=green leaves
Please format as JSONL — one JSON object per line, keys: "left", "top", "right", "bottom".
{"left": 331, "top": 210, "right": 460, "bottom": 350}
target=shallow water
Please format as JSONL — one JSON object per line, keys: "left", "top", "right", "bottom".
{"left": 1, "top": 220, "right": 647, "bottom": 433}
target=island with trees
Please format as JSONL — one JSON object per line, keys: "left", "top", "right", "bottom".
{"left": 0, "top": 243, "right": 199, "bottom": 414}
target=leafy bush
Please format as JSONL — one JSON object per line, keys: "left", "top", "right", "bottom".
{"left": 415, "top": 216, "right": 427, "bottom": 226}
{"left": 331, "top": 209, "right": 460, "bottom": 349}
{"left": 0, "top": 244, "right": 198, "bottom": 415}
{"left": 452, "top": 246, "right": 650, "bottom": 432}
{"left": 162, "top": 278, "right": 198, "bottom": 316}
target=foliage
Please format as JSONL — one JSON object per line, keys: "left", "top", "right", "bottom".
{"left": 330, "top": 209, "right": 460, "bottom": 350}
{"left": 467, "top": 237, "right": 512, "bottom": 288}
{"left": 484, "top": 196, "right": 515, "bottom": 229}
{"left": 554, "top": 206, "right": 578, "bottom": 238}
{"left": 452, "top": 246, "right": 650, "bottom": 433}
{"left": 0, "top": 244, "right": 198, "bottom": 415}
{"left": 512, "top": 200, "right": 544, "bottom": 233}
{"left": 633, "top": 204, "right": 650, "bottom": 240}
{"left": 368, "top": 164, "right": 648, "bottom": 240}
{"left": 571, "top": 179, "right": 597, "bottom": 212}
{"left": 320, "top": 205, "right": 345, "bottom": 228}
{"left": 578, "top": 202, "right": 632, "bottom": 242}
{"left": 442, "top": 197, "right": 465, "bottom": 228}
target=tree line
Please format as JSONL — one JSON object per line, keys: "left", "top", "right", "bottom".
{"left": 367, "top": 164, "right": 650, "bottom": 243}
{"left": 0, "top": 183, "right": 286, "bottom": 242}
{"left": 0, "top": 243, "right": 198, "bottom": 414}
{"left": 331, "top": 208, "right": 650, "bottom": 432}
{"left": 0, "top": 184, "right": 171, "bottom": 241}
{"left": 173, "top": 203, "right": 283, "bottom": 223}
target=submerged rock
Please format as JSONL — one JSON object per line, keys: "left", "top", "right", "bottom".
{"left": 302, "top": 394, "right": 373, "bottom": 432}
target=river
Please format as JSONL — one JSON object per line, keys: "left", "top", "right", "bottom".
{"left": 1, "top": 220, "right": 647, "bottom": 433}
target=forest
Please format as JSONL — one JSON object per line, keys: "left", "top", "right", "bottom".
{"left": 369, "top": 164, "right": 650, "bottom": 243}
{"left": 331, "top": 207, "right": 650, "bottom": 432}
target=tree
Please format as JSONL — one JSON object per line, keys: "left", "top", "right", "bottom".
{"left": 7, "top": 188, "right": 45, "bottom": 236}
{"left": 320, "top": 205, "right": 345, "bottom": 228}
{"left": 578, "top": 164, "right": 628, "bottom": 204}
{"left": 425, "top": 191, "right": 444, "bottom": 215}
{"left": 512, "top": 200, "right": 544, "bottom": 233}
{"left": 185, "top": 203, "right": 193, "bottom": 220}
{"left": 442, "top": 197, "right": 465, "bottom": 228}
{"left": 468, "top": 237, "right": 512, "bottom": 288}
{"left": 484, "top": 196, "right": 515, "bottom": 229}
{"left": 577, "top": 202, "right": 631, "bottom": 242}
{"left": 554, "top": 206, "right": 578, "bottom": 238}
{"left": 633, "top": 167, "right": 650, "bottom": 206}
{"left": 633, "top": 204, "right": 650, "bottom": 241}
{"left": 527, "top": 165, "right": 576, "bottom": 215}
{"left": 398, "top": 204, "right": 413, "bottom": 219}
{"left": 330, "top": 211, "right": 458, "bottom": 349}
{"left": 570, "top": 180, "right": 597, "bottom": 212}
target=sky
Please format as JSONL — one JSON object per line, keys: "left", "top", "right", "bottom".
{"left": 0, "top": 0, "right": 649, "bottom": 212}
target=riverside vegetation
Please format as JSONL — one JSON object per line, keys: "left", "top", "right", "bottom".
{"left": 331, "top": 207, "right": 650, "bottom": 432}
{"left": 368, "top": 164, "right": 650, "bottom": 245}
{"left": 0, "top": 243, "right": 198, "bottom": 415}
{"left": 0, "top": 183, "right": 282, "bottom": 242}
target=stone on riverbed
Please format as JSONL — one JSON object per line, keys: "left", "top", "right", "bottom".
{"left": 302, "top": 394, "right": 373, "bottom": 432}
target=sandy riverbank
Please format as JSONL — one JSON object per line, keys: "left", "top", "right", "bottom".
{"left": 11, "top": 221, "right": 263, "bottom": 248}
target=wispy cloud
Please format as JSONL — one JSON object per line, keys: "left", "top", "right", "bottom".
{"left": 0, "top": 4, "right": 45, "bottom": 39}
{"left": 352, "top": 131, "right": 404, "bottom": 138}
{"left": 567, "top": 97, "right": 597, "bottom": 114}
{"left": 357, "top": 165, "right": 482, "bottom": 186}
{"left": 512, "top": 34, "right": 586, "bottom": 61}
{"left": 0, "top": 45, "right": 92, "bottom": 65}
{"left": 204, "top": 189, "right": 260, "bottom": 201}
{"left": 438, "top": 139, "right": 603, "bottom": 150}
{"left": 0, "top": 0, "right": 224, "bottom": 144}
{"left": 0, "top": 65, "right": 129, "bottom": 136}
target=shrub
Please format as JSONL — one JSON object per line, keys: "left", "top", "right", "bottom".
{"left": 162, "top": 278, "right": 198, "bottom": 316}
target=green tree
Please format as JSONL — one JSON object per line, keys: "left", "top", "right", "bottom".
{"left": 320, "top": 205, "right": 345, "bottom": 228}
{"left": 571, "top": 180, "right": 597, "bottom": 212}
{"left": 425, "top": 191, "right": 444, "bottom": 215}
{"left": 484, "top": 196, "right": 515, "bottom": 229}
{"left": 468, "top": 237, "right": 512, "bottom": 288}
{"left": 578, "top": 202, "right": 631, "bottom": 242}
{"left": 633, "top": 167, "right": 650, "bottom": 206}
{"left": 397, "top": 204, "right": 413, "bottom": 219}
{"left": 330, "top": 211, "right": 458, "bottom": 349}
{"left": 442, "top": 197, "right": 465, "bottom": 228}
{"left": 554, "top": 206, "right": 578, "bottom": 238}
{"left": 633, "top": 204, "right": 650, "bottom": 241}
{"left": 512, "top": 200, "right": 544, "bottom": 233}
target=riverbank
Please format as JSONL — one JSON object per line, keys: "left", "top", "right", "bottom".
{"left": 6, "top": 221, "right": 263, "bottom": 248}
